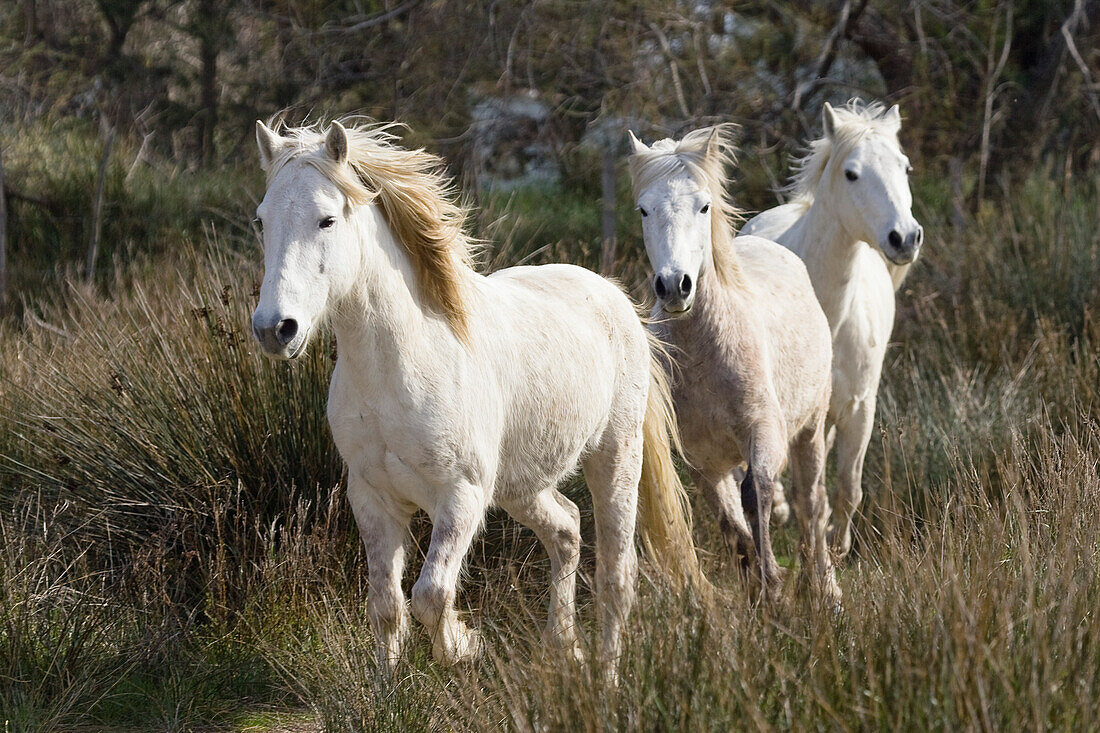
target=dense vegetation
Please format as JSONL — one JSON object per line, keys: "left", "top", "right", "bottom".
{"left": 2, "top": 0, "right": 1100, "bottom": 729}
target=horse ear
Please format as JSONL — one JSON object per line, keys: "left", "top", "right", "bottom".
{"left": 822, "top": 103, "right": 839, "bottom": 139}
{"left": 326, "top": 120, "right": 349, "bottom": 164}
{"left": 884, "top": 104, "right": 902, "bottom": 132}
{"left": 705, "top": 127, "right": 722, "bottom": 160}
{"left": 256, "top": 120, "right": 282, "bottom": 171}
{"left": 627, "top": 130, "right": 648, "bottom": 155}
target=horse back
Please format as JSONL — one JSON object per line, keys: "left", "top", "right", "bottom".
{"left": 481, "top": 264, "right": 650, "bottom": 497}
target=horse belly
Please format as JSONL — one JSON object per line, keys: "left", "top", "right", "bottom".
{"left": 493, "top": 365, "right": 617, "bottom": 500}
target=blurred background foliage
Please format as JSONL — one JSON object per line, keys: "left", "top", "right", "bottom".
{"left": 2, "top": 0, "right": 1099, "bottom": 301}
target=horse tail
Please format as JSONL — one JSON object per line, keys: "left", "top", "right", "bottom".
{"left": 637, "top": 339, "right": 711, "bottom": 594}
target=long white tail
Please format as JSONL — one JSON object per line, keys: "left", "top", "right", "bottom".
{"left": 636, "top": 346, "right": 710, "bottom": 592}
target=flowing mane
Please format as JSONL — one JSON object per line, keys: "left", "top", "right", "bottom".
{"left": 264, "top": 119, "right": 478, "bottom": 340}
{"left": 787, "top": 100, "right": 903, "bottom": 204}
{"left": 627, "top": 124, "right": 744, "bottom": 284}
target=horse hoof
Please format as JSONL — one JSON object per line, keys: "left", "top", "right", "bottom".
{"left": 543, "top": 631, "right": 585, "bottom": 665}
{"left": 435, "top": 627, "right": 483, "bottom": 665}
{"left": 828, "top": 526, "right": 852, "bottom": 558}
{"left": 772, "top": 481, "right": 790, "bottom": 525}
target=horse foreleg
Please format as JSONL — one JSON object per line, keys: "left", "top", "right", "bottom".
{"left": 410, "top": 484, "right": 487, "bottom": 665}
{"left": 830, "top": 400, "right": 875, "bottom": 558}
{"left": 499, "top": 488, "right": 583, "bottom": 661}
{"left": 347, "top": 476, "right": 414, "bottom": 673}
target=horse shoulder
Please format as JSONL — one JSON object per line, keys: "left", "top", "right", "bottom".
{"left": 829, "top": 248, "right": 897, "bottom": 409}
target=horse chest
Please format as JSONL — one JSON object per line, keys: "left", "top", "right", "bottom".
{"left": 328, "top": 369, "right": 475, "bottom": 509}
{"left": 672, "top": 359, "right": 759, "bottom": 471}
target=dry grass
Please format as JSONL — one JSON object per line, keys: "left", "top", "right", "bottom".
{"left": 1, "top": 169, "right": 1098, "bottom": 730}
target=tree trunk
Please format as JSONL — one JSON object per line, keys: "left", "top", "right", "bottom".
{"left": 199, "top": 15, "right": 218, "bottom": 166}
{"left": 24, "top": 0, "right": 39, "bottom": 44}
{"left": 600, "top": 146, "right": 617, "bottom": 275}
{"left": 86, "top": 127, "right": 116, "bottom": 283}
{"left": 0, "top": 146, "right": 7, "bottom": 311}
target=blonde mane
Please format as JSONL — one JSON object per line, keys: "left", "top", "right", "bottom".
{"left": 788, "top": 100, "right": 903, "bottom": 204}
{"left": 627, "top": 124, "right": 744, "bottom": 284}
{"left": 265, "top": 120, "right": 478, "bottom": 341}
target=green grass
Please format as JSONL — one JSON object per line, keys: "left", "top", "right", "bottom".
{"left": 2, "top": 120, "right": 1100, "bottom": 728}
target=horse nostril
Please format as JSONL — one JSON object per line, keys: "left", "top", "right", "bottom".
{"left": 888, "top": 230, "right": 903, "bottom": 249}
{"left": 679, "top": 273, "right": 692, "bottom": 298}
{"left": 275, "top": 319, "right": 298, "bottom": 345}
{"left": 653, "top": 276, "right": 667, "bottom": 300}
{"left": 915, "top": 226, "right": 925, "bottom": 246}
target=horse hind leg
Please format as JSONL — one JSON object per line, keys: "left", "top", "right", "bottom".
{"left": 735, "top": 465, "right": 789, "bottom": 526}
{"left": 697, "top": 469, "right": 756, "bottom": 578}
{"left": 410, "top": 483, "right": 488, "bottom": 665}
{"left": 582, "top": 431, "right": 641, "bottom": 669}
{"left": 829, "top": 401, "right": 875, "bottom": 558}
{"left": 498, "top": 487, "right": 583, "bottom": 662}
{"left": 789, "top": 420, "right": 841, "bottom": 604}
{"left": 742, "top": 426, "right": 789, "bottom": 600}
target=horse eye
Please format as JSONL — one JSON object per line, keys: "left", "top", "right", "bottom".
{"left": 845, "top": 170, "right": 859, "bottom": 182}
{"left": 906, "top": 165, "right": 914, "bottom": 175}
{"left": 638, "top": 206, "right": 649, "bottom": 217}
{"left": 252, "top": 217, "right": 263, "bottom": 231}
{"left": 700, "top": 203, "right": 710, "bottom": 214}
{"left": 320, "top": 216, "right": 336, "bottom": 229}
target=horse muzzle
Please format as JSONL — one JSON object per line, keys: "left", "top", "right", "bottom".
{"left": 654, "top": 271, "right": 695, "bottom": 317}
{"left": 252, "top": 314, "right": 308, "bottom": 359}
{"left": 882, "top": 224, "right": 924, "bottom": 265}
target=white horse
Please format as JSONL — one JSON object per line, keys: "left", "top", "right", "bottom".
{"left": 249, "top": 119, "right": 703, "bottom": 671}
{"left": 742, "top": 101, "right": 923, "bottom": 556}
{"left": 627, "top": 126, "right": 839, "bottom": 601}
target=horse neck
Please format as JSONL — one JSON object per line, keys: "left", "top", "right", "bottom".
{"left": 330, "top": 206, "right": 470, "bottom": 384}
{"left": 667, "top": 250, "right": 747, "bottom": 351}
{"left": 788, "top": 195, "right": 864, "bottom": 321}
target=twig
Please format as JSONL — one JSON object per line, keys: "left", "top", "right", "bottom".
{"left": 24, "top": 310, "right": 70, "bottom": 339}
{"left": 319, "top": 2, "right": 417, "bottom": 35}
{"left": 125, "top": 131, "right": 154, "bottom": 183}
{"left": 693, "top": 24, "right": 712, "bottom": 99}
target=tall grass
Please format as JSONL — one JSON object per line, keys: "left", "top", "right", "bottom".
{"left": 0, "top": 158, "right": 1098, "bottom": 727}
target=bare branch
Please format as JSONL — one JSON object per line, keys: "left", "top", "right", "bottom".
{"left": 648, "top": 21, "right": 691, "bottom": 119}
{"left": 1062, "top": 0, "right": 1100, "bottom": 123}
{"left": 792, "top": 0, "right": 871, "bottom": 111}
{"left": 319, "top": 2, "right": 417, "bottom": 35}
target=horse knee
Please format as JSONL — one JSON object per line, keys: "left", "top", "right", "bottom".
{"left": 410, "top": 577, "right": 452, "bottom": 627}
{"left": 368, "top": 586, "right": 406, "bottom": 629}
{"left": 555, "top": 522, "right": 581, "bottom": 560}
{"left": 835, "top": 475, "right": 863, "bottom": 514}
